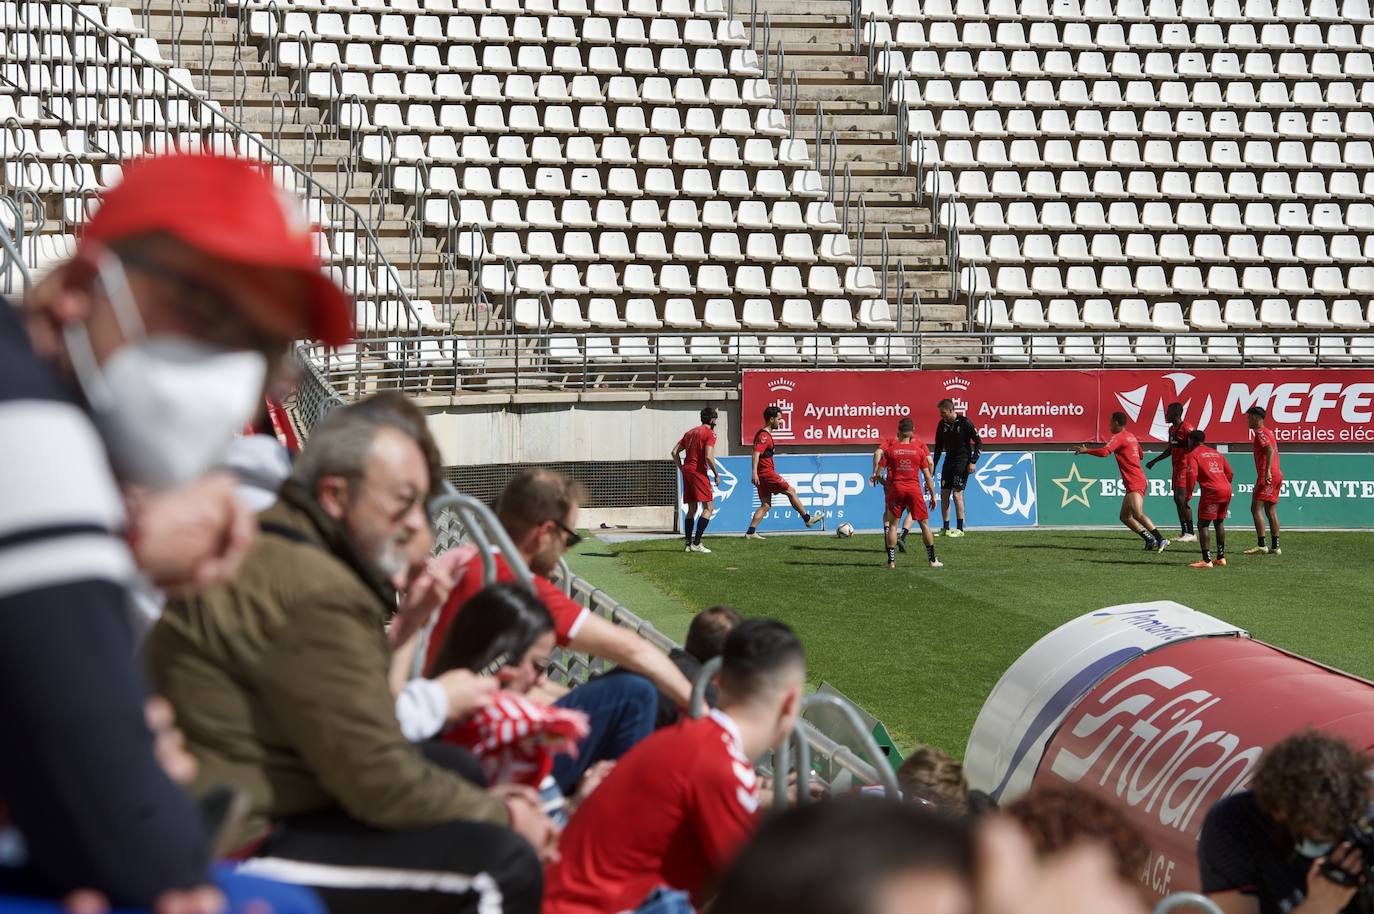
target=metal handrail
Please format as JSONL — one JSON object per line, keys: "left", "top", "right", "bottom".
{"left": 802, "top": 693, "right": 901, "bottom": 799}
{"left": 21, "top": 0, "right": 420, "bottom": 329}
{"left": 1153, "top": 894, "right": 1224, "bottom": 914}
{"left": 689, "top": 656, "right": 723, "bottom": 719}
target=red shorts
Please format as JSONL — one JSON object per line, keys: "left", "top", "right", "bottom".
{"left": 755, "top": 475, "right": 792, "bottom": 499}
{"left": 1254, "top": 475, "right": 1282, "bottom": 504}
{"left": 1172, "top": 469, "right": 1192, "bottom": 497}
{"left": 682, "top": 470, "right": 713, "bottom": 504}
{"left": 886, "top": 484, "right": 929, "bottom": 522}
{"left": 1198, "top": 498, "right": 1230, "bottom": 521}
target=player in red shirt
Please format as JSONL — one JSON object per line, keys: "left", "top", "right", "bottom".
{"left": 1244, "top": 405, "right": 1283, "bottom": 556}
{"left": 745, "top": 406, "right": 826, "bottom": 538}
{"left": 542, "top": 619, "right": 807, "bottom": 914}
{"left": 1182, "top": 430, "right": 1234, "bottom": 569}
{"left": 1145, "top": 401, "right": 1197, "bottom": 542}
{"left": 672, "top": 406, "right": 723, "bottom": 554}
{"left": 870, "top": 435, "right": 915, "bottom": 553}
{"left": 1076, "top": 411, "right": 1169, "bottom": 553}
{"left": 871, "top": 417, "right": 941, "bottom": 570}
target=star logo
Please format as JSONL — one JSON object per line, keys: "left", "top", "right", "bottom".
{"left": 1053, "top": 463, "right": 1097, "bottom": 509}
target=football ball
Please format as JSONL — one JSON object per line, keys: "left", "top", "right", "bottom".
{"left": 836, "top": 522, "right": 855, "bottom": 538}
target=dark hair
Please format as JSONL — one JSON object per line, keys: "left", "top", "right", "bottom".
{"left": 291, "top": 391, "right": 443, "bottom": 501}
{"left": 685, "top": 605, "right": 743, "bottom": 662}
{"left": 898, "top": 746, "right": 969, "bottom": 815}
{"left": 938, "top": 398, "right": 955, "bottom": 411}
{"left": 965, "top": 789, "right": 999, "bottom": 819}
{"left": 1252, "top": 729, "right": 1372, "bottom": 840}
{"left": 701, "top": 406, "right": 719, "bottom": 423}
{"left": 495, "top": 469, "right": 587, "bottom": 541}
{"left": 1247, "top": 406, "right": 1268, "bottom": 419}
{"left": 427, "top": 583, "right": 555, "bottom": 677}
{"left": 1005, "top": 783, "right": 1149, "bottom": 884}
{"left": 1110, "top": 411, "right": 1129, "bottom": 427}
{"left": 764, "top": 406, "right": 781, "bottom": 422}
{"left": 718, "top": 618, "right": 805, "bottom": 702}
{"left": 1188, "top": 430, "right": 1207, "bottom": 447}
{"left": 897, "top": 417, "right": 915, "bottom": 436}
{"left": 711, "top": 796, "right": 974, "bottom": 914}
{"left": 1166, "top": 401, "right": 1184, "bottom": 418}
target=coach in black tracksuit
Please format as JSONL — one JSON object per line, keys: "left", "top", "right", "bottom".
{"left": 931, "top": 399, "right": 982, "bottom": 536}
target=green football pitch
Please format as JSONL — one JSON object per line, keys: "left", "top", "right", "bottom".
{"left": 566, "top": 530, "right": 1374, "bottom": 760}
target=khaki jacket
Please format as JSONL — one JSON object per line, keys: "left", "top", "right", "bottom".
{"left": 145, "top": 482, "right": 507, "bottom": 849}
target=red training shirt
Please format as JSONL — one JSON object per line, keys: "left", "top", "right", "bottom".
{"left": 1251, "top": 427, "right": 1281, "bottom": 477}
{"left": 1167, "top": 420, "right": 1195, "bottom": 474}
{"left": 1185, "top": 445, "right": 1234, "bottom": 502}
{"left": 879, "top": 439, "right": 929, "bottom": 486}
{"left": 753, "top": 428, "right": 781, "bottom": 480}
{"left": 1087, "top": 431, "right": 1148, "bottom": 492}
{"left": 542, "top": 710, "right": 760, "bottom": 914}
{"left": 678, "top": 424, "right": 716, "bottom": 475}
{"left": 424, "top": 550, "right": 590, "bottom": 673}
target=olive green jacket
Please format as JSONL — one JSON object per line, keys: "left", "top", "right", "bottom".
{"left": 145, "top": 482, "right": 507, "bottom": 850}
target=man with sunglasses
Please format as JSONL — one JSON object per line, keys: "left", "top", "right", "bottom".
{"left": 1, "top": 153, "right": 349, "bottom": 914}
{"left": 426, "top": 469, "right": 694, "bottom": 796}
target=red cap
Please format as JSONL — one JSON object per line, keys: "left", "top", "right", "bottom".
{"left": 80, "top": 152, "right": 353, "bottom": 346}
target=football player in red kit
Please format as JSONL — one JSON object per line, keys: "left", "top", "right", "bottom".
{"left": 871, "top": 418, "right": 941, "bottom": 570}
{"left": 745, "top": 406, "right": 825, "bottom": 538}
{"left": 1244, "top": 405, "right": 1283, "bottom": 556}
{"left": 1145, "top": 401, "right": 1197, "bottom": 542}
{"left": 870, "top": 435, "right": 915, "bottom": 553}
{"left": 1076, "top": 411, "right": 1170, "bottom": 553}
{"left": 1182, "top": 430, "right": 1234, "bottom": 569}
{"left": 672, "top": 406, "right": 723, "bottom": 554}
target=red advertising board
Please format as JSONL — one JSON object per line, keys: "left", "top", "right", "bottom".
{"left": 1031, "top": 637, "right": 1374, "bottom": 898}
{"left": 742, "top": 369, "right": 1374, "bottom": 446}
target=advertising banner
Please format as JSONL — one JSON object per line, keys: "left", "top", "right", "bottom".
{"left": 1035, "top": 451, "right": 1374, "bottom": 528}
{"left": 681, "top": 451, "right": 1039, "bottom": 534}
{"left": 1034, "top": 636, "right": 1374, "bottom": 898}
{"left": 743, "top": 369, "right": 1374, "bottom": 446}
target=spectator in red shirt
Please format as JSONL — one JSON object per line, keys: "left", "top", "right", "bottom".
{"left": 541, "top": 619, "right": 807, "bottom": 914}
{"left": 426, "top": 470, "right": 692, "bottom": 794}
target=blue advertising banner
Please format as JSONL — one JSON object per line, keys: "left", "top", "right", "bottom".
{"left": 682, "top": 452, "right": 1039, "bottom": 534}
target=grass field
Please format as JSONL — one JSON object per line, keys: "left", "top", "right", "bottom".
{"left": 568, "top": 530, "right": 1374, "bottom": 760}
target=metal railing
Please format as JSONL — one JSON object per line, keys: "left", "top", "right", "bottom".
{"left": 1153, "top": 894, "right": 1224, "bottom": 914}
{"left": 0, "top": 0, "right": 418, "bottom": 331}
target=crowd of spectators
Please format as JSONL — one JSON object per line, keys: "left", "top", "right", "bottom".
{"left": 2, "top": 151, "right": 1372, "bottom": 914}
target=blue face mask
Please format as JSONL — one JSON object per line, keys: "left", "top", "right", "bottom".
{"left": 1296, "top": 838, "right": 1335, "bottom": 859}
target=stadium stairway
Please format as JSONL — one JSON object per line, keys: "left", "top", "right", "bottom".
{"left": 103, "top": 0, "right": 486, "bottom": 331}
{"left": 752, "top": 0, "right": 969, "bottom": 347}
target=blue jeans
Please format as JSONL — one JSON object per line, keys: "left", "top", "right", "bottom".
{"left": 552, "top": 673, "right": 656, "bottom": 795}
{"left": 0, "top": 863, "right": 325, "bottom": 914}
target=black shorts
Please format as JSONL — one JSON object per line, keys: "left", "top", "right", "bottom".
{"left": 940, "top": 460, "right": 969, "bottom": 492}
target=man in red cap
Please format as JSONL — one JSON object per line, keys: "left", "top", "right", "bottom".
{"left": 0, "top": 153, "right": 349, "bottom": 914}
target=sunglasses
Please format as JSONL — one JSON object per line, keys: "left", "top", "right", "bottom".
{"left": 553, "top": 518, "right": 583, "bottom": 549}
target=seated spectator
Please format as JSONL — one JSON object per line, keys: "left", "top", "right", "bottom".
{"left": 898, "top": 746, "right": 971, "bottom": 816}
{"left": 0, "top": 152, "right": 347, "bottom": 914}
{"left": 430, "top": 584, "right": 589, "bottom": 796}
{"left": 1198, "top": 729, "right": 1372, "bottom": 914}
{"left": 1004, "top": 783, "right": 1148, "bottom": 901}
{"left": 598, "top": 605, "right": 742, "bottom": 730}
{"left": 145, "top": 395, "right": 556, "bottom": 914}
{"left": 542, "top": 618, "right": 806, "bottom": 914}
{"left": 709, "top": 795, "right": 975, "bottom": 914}
{"left": 424, "top": 469, "right": 692, "bottom": 793}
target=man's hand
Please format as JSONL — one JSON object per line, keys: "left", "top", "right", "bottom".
{"left": 1265, "top": 472, "right": 1273, "bottom": 486}
{"left": 389, "top": 545, "right": 476, "bottom": 649}
{"left": 976, "top": 819, "right": 1147, "bottom": 914}
{"left": 494, "top": 784, "right": 561, "bottom": 864}
{"left": 1300, "top": 847, "right": 1362, "bottom": 914}
{"left": 870, "top": 474, "right": 881, "bottom": 487}
{"left": 1074, "top": 445, "right": 1089, "bottom": 455}
{"left": 751, "top": 474, "right": 760, "bottom": 486}
{"left": 572, "top": 760, "right": 616, "bottom": 810}
{"left": 434, "top": 668, "right": 498, "bottom": 723}
{"left": 967, "top": 461, "right": 976, "bottom": 473}
{"left": 128, "top": 472, "right": 256, "bottom": 592}
{"left": 146, "top": 696, "right": 197, "bottom": 786}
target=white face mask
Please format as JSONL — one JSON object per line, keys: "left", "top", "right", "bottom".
{"left": 1296, "top": 838, "right": 1335, "bottom": 859}
{"left": 64, "top": 251, "right": 268, "bottom": 490}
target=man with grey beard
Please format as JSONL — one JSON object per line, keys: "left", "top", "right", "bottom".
{"left": 145, "top": 393, "right": 555, "bottom": 914}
